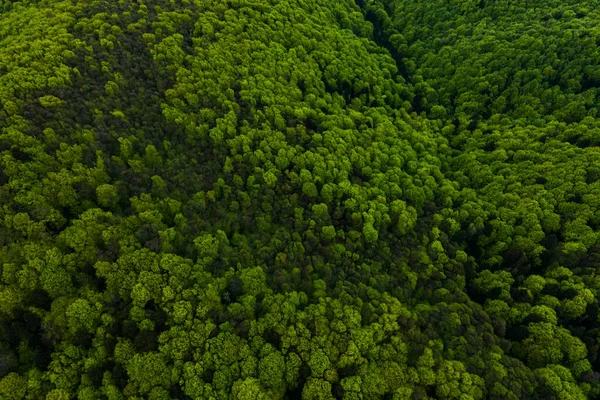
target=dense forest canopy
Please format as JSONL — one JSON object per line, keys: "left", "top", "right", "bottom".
{"left": 1, "top": 0, "right": 600, "bottom": 398}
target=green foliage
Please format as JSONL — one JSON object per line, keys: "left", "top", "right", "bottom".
{"left": 232, "top": 378, "right": 268, "bottom": 400}
{"left": 38, "top": 95, "right": 65, "bottom": 108}
{"left": 96, "top": 183, "right": 119, "bottom": 208}
{"left": 0, "top": 0, "right": 599, "bottom": 398}
{"left": 0, "top": 373, "right": 27, "bottom": 400}
{"left": 258, "top": 351, "right": 285, "bottom": 390}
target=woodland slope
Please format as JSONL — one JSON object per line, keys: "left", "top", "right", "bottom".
{"left": 1, "top": 0, "right": 600, "bottom": 399}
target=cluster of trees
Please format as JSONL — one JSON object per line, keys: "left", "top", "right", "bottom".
{"left": 0, "top": 0, "right": 599, "bottom": 398}
{"left": 360, "top": 0, "right": 600, "bottom": 125}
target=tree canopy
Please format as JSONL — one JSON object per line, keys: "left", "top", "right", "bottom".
{"left": 1, "top": 0, "right": 600, "bottom": 398}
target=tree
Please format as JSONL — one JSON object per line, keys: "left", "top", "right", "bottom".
{"left": 0, "top": 373, "right": 27, "bottom": 400}
{"left": 302, "top": 378, "right": 334, "bottom": 400}
{"left": 125, "top": 352, "right": 173, "bottom": 395}
{"left": 97, "top": 183, "right": 119, "bottom": 209}
{"left": 232, "top": 378, "right": 269, "bottom": 400}
{"left": 258, "top": 350, "right": 286, "bottom": 391}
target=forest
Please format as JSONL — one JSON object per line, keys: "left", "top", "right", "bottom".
{"left": 1, "top": 0, "right": 600, "bottom": 398}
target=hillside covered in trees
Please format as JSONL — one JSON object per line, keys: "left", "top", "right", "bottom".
{"left": 1, "top": 0, "right": 600, "bottom": 398}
